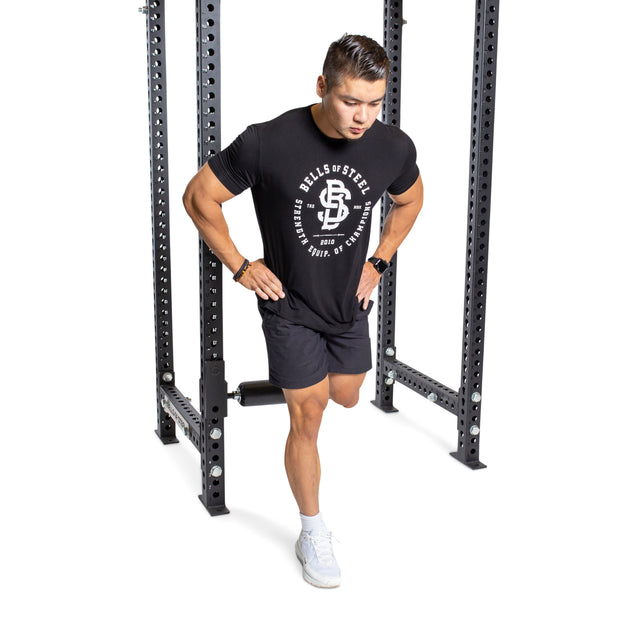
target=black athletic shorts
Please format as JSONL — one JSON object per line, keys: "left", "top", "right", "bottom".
{"left": 259, "top": 303, "right": 374, "bottom": 390}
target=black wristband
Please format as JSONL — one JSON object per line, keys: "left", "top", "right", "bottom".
{"left": 233, "top": 258, "right": 250, "bottom": 281}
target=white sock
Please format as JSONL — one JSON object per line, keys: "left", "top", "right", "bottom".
{"left": 300, "top": 512, "right": 326, "bottom": 535}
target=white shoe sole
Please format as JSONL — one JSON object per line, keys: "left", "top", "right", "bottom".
{"left": 295, "top": 542, "right": 341, "bottom": 589}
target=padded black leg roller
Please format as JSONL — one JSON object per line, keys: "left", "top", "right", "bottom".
{"left": 229, "top": 380, "right": 286, "bottom": 407}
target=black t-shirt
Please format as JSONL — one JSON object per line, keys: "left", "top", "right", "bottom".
{"left": 208, "top": 105, "right": 419, "bottom": 334}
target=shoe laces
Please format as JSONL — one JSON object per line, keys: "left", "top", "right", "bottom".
{"left": 306, "top": 530, "right": 337, "bottom": 565}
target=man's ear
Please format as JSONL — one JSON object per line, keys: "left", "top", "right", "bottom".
{"left": 316, "top": 75, "right": 327, "bottom": 98}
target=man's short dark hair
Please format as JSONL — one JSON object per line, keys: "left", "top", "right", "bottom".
{"left": 322, "top": 34, "right": 390, "bottom": 91}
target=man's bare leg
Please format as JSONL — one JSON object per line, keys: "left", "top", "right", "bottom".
{"left": 283, "top": 377, "right": 329, "bottom": 517}
{"left": 285, "top": 372, "right": 367, "bottom": 588}
{"left": 328, "top": 372, "right": 366, "bottom": 409}
{"left": 283, "top": 372, "right": 367, "bottom": 516}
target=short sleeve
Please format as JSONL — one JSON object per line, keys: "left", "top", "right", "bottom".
{"left": 387, "top": 135, "right": 420, "bottom": 196}
{"left": 207, "top": 125, "right": 261, "bottom": 195}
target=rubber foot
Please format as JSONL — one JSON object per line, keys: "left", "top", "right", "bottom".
{"left": 371, "top": 399, "right": 399, "bottom": 413}
{"left": 449, "top": 451, "right": 487, "bottom": 470}
{"left": 155, "top": 429, "right": 179, "bottom": 445}
{"left": 199, "top": 495, "right": 230, "bottom": 517}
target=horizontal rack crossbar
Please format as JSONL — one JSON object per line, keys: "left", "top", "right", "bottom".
{"left": 384, "top": 358, "right": 459, "bottom": 415}
{"left": 160, "top": 385, "right": 201, "bottom": 449}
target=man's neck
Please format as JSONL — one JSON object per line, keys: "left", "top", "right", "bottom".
{"left": 310, "top": 103, "right": 341, "bottom": 139}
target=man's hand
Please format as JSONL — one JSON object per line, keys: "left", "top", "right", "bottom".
{"left": 356, "top": 261, "right": 380, "bottom": 309}
{"left": 237, "top": 258, "right": 285, "bottom": 301}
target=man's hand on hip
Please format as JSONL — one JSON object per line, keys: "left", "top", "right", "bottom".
{"left": 356, "top": 261, "right": 380, "bottom": 309}
{"left": 238, "top": 258, "right": 285, "bottom": 301}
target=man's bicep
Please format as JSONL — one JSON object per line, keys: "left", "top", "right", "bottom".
{"left": 388, "top": 173, "right": 423, "bottom": 208}
{"left": 184, "top": 162, "right": 237, "bottom": 207}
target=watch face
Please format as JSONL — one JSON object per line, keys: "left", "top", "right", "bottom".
{"left": 369, "top": 257, "right": 388, "bottom": 274}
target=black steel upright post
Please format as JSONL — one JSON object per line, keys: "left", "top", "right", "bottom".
{"left": 451, "top": 0, "right": 500, "bottom": 469}
{"left": 144, "top": 0, "right": 178, "bottom": 445}
{"left": 372, "top": 0, "right": 404, "bottom": 413}
{"left": 196, "top": 0, "right": 229, "bottom": 515}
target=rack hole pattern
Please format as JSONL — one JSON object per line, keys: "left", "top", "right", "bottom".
{"left": 457, "top": 0, "right": 499, "bottom": 460}
{"left": 196, "top": 1, "right": 227, "bottom": 513}
{"left": 391, "top": 363, "right": 459, "bottom": 414}
{"left": 373, "top": 0, "right": 404, "bottom": 411}
{"left": 196, "top": 0, "right": 222, "bottom": 364}
{"left": 146, "top": 0, "right": 175, "bottom": 440}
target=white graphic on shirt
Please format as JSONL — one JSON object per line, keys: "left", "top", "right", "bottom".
{"left": 318, "top": 180, "right": 351, "bottom": 230}
{"left": 294, "top": 164, "right": 372, "bottom": 259}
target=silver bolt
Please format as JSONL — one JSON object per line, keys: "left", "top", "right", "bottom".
{"left": 385, "top": 377, "right": 394, "bottom": 386}
{"left": 387, "top": 370, "right": 397, "bottom": 380}
{"left": 162, "top": 372, "right": 173, "bottom": 383}
{"left": 210, "top": 465, "right": 222, "bottom": 478}
{"left": 139, "top": 6, "right": 148, "bottom": 13}
{"left": 427, "top": 392, "right": 438, "bottom": 403}
{"left": 210, "top": 428, "right": 222, "bottom": 440}
{"left": 470, "top": 425, "right": 480, "bottom": 436}
{"left": 471, "top": 392, "right": 482, "bottom": 403}
{"left": 385, "top": 347, "right": 395, "bottom": 357}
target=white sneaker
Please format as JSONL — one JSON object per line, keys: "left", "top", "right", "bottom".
{"left": 295, "top": 530, "right": 341, "bottom": 588}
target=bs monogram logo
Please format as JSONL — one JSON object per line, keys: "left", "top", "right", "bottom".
{"left": 318, "top": 180, "right": 351, "bottom": 230}
{"left": 294, "top": 164, "right": 374, "bottom": 259}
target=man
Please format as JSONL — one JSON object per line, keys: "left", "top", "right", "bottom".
{"left": 183, "top": 34, "right": 423, "bottom": 588}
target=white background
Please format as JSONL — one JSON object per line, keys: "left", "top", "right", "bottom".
{"left": 1, "top": 1, "right": 638, "bottom": 637}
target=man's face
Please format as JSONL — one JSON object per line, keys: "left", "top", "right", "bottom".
{"left": 316, "top": 75, "right": 387, "bottom": 140}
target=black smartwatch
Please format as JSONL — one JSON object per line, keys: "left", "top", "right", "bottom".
{"left": 367, "top": 256, "right": 390, "bottom": 275}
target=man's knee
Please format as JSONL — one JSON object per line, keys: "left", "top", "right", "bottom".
{"left": 297, "top": 393, "right": 329, "bottom": 422}
{"left": 284, "top": 380, "right": 330, "bottom": 438}
{"left": 331, "top": 388, "right": 360, "bottom": 409}
{"left": 328, "top": 373, "right": 365, "bottom": 409}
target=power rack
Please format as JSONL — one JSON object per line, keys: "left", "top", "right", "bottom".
{"left": 142, "top": 0, "right": 500, "bottom": 515}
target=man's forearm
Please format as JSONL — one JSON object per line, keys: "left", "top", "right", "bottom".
{"left": 183, "top": 191, "right": 245, "bottom": 275}
{"left": 183, "top": 184, "right": 285, "bottom": 300}
{"left": 373, "top": 200, "right": 422, "bottom": 262}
